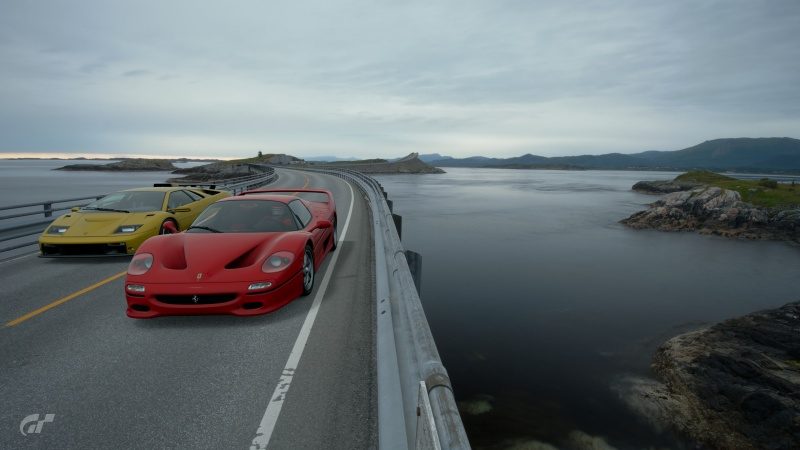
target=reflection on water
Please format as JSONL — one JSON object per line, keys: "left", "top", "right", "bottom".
{"left": 375, "top": 168, "right": 800, "bottom": 449}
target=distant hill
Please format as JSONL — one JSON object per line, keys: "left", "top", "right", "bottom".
{"left": 304, "top": 155, "right": 358, "bottom": 162}
{"left": 430, "top": 138, "right": 800, "bottom": 173}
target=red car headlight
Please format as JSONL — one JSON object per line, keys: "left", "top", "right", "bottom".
{"left": 262, "top": 251, "right": 294, "bottom": 273}
{"left": 128, "top": 253, "right": 154, "bottom": 275}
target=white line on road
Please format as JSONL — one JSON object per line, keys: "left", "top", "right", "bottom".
{"left": 250, "top": 178, "right": 356, "bottom": 450}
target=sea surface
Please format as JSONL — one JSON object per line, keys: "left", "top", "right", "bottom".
{"left": 0, "top": 159, "right": 203, "bottom": 206}
{"left": 374, "top": 168, "right": 800, "bottom": 449}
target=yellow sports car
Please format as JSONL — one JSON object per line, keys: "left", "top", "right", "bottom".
{"left": 39, "top": 186, "right": 230, "bottom": 256}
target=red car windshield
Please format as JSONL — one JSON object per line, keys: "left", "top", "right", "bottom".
{"left": 187, "top": 200, "right": 299, "bottom": 233}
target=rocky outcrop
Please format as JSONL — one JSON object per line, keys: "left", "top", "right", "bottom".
{"left": 169, "top": 163, "right": 258, "bottom": 182}
{"left": 619, "top": 302, "right": 800, "bottom": 449}
{"left": 309, "top": 153, "right": 445, "bottom": 174}
{"left": 631, "top": 179, "right": 702, "bottom": 194}
{"left": 56, "top": 159, "right": 177, "bottom": 171}
{"left": 621, "top": 186, "right": 800, "bottom": 242}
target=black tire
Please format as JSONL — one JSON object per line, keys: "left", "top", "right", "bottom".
{"left": 159, "top": 219, "right": 178, "bottom": 235}
{"left": 330, "top": 217, "right": 338, "bottom": 251}
{"left": 301, "top": 246, "right": 315, "bottom": 296}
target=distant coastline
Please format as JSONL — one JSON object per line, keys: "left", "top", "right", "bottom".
{"left": 425, "top": 137, "right": 800, "bottom": 175}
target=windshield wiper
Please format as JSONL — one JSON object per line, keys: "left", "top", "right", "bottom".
{"left": 187, "top": 225, "right": 222, "bottom": 233}
{"left": 83, "top": 207, "right": 130, "bottom": 213}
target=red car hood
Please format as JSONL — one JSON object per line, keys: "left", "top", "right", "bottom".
{"left": 140, "top": 232, "right": 302, "bottom": 283}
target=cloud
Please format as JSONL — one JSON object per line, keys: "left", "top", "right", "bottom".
{"left": 0, "top": 0, "right": 798, "bottom": 158}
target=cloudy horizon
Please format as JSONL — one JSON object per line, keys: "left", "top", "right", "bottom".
{"left": 1, "top": 0, "right": 799, "bottom": 160}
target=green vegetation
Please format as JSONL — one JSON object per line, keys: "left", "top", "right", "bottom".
{"left": 675, "top": 170, "right": 800, "bottom": 208}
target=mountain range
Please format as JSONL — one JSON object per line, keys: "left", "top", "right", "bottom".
{"left": 420, "top": 138, "right": 800, "bottom": 173}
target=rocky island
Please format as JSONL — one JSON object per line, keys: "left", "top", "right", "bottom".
{"left": 619, "top": 302, "right": 800, "bottom": 449}
{"left": 306, "top": 152, "right": 445, "bottom": 174}
{"left": 622, "top": 171, "right": 800, "bottom": 243}
{"left": 56, "top": 158, "right": 177, "bottom": 171}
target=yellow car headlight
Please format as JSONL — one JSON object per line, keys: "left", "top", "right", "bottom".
{"left": 115, "top": 225, "right": 143, "bottom": 234}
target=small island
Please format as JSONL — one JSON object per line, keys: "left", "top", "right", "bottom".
{"left": 622, "top": 171, "right": 800, "bottom": 243}
{"left": 55, "top": 158, "right": 177, "bottom": 171}
{"left": 305, "top": 152, "right": 445, "bottom": 174}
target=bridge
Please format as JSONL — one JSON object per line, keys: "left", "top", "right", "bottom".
{"left": 0, "top": 167, "right": 469, "bottom": 449}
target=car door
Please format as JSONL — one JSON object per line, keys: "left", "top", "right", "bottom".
{"left": 288, "top": 200, "right": 326, "bottom": 262}
{"left": 165, "top": 190, "right": 198, "bottom": 230}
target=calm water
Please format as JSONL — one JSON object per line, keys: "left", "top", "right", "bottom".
{"left": 0, "top": 159, "right": 202, "bottom": 206}
{"left": 375, "top": 168, "right": 800, "bottom": 449}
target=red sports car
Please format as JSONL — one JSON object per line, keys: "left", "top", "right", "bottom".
{"left": 124, "top": 189, "right": 337, "bottom": 318}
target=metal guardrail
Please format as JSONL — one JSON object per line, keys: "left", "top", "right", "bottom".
{"left": 298, "top": 167, "right": 470, "bottom": 450}
{"left": 0, "top": 165, "right": 278, "bottom": 254}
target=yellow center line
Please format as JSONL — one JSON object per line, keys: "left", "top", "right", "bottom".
{"left": 6, "top": 270, "right": 127, "bottom": 327}
{"left": 290, "top": 175, "right": 310, "bottom": 196}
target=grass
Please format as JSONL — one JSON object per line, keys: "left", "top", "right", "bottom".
{"left": 675, "top": 170, "right": 800, "bottom": 208}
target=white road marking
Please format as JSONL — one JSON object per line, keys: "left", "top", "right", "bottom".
{"left": 250, "top": 178, "right": 356, "bottom": 450}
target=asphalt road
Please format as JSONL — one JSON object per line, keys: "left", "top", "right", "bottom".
{"left": 0, "top": 169, "right": 377, "bottom": 449}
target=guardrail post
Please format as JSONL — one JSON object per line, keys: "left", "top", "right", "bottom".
{"left": 43, "top": 202, "right": 53, "bottom": 218}
{"left": 405, "top": 250, "right": 422, "bottom": 296}
{"left": 392, "top": 214, "right": 402, "bottom": 240}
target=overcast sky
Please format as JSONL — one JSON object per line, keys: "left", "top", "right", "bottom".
{"left": 1, "top": 0, "right": 799, "bottom": 159}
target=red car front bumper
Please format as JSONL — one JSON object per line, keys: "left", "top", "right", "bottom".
{"left": 124, "top": 271, "right": 304, "bottom": 318}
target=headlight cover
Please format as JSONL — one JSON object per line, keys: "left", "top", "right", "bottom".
{"left": 47, "top": 226, "right": 69, "bottom": 234}
{"left": 128, "top": 253, "right": 154, "bottom": 275}
{"left": 262, "top": 251, "right": 294, "bottom": 273}
{"left": 115, "top": 224, "right": 143, "bottom": 234}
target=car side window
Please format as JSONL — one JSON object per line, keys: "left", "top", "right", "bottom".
{"left": 184, "top": 190, "right": 203, "bottom": 202}
{"left": 167, "top": 190, "right": 194, "bottom": 209}
{"left": 288, "top": 200, "right": 312, "bottom": 228}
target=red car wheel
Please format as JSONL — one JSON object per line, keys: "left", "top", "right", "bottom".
{"left": 301, "top": 246, "right": 314, "bottom": 296}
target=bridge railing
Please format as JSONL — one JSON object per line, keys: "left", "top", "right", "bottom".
{"left": 298, "top": 167, "right": 470, "bottom": 450}
{"left": 0, "top": 165, "right": 277, "bottom": 255}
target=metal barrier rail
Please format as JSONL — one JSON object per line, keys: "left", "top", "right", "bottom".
{"left": 0, "top": 165, "right": 278, "bottom": 254}
{"left": 298, "top": 167, "right": 470, "bottom": 450}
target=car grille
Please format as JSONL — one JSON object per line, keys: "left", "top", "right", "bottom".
{"left": 155, "top": 294, "right": 237, "bottom": 305}
{"left": 40, "top": 243, "right": 128, "bottom": 256}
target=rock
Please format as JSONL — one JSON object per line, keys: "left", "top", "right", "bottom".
{"left": 56, "top": 159, "right": 177, "bottom": 171}
{"left": 618, "top": 302, "right": 800, "bottom": 449}
{"left": 458, "top": 394, "right": 495, "bottom": 415}
{"left": 170, "top": 162, "right": 260, "bottom": 182}
{"left": 504, "top": 440, "right": 560, "bottom": 450}
{"left": 632, "top": 180, "right": 702, "bottom": 194}
{"left": 621, "top": 186, "right": 800, "bottom": 242}
{"left": 563, "top": 430, "right": 617, "bottom": 450}
{"left": 307, "top": 152, "right": 445, "bottom": 174}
